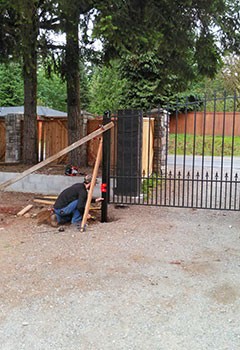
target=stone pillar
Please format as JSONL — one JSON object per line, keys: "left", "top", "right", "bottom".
{"left": 5, "top": 113, "right": 23, "bottom": 163}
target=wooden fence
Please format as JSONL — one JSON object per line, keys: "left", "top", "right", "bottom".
{"left": 170, "top": 112, "right": 240, "bottom": 136}
{"left": 0, "top": 117, "right": 105, "bottom": 165}
{"left": 1, "top": 111, "right": 239, "bottom": 165}
{"left": 38, "top": 119, "right": 68, "bottom": 163}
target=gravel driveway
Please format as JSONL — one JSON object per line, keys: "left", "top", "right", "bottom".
{"left": 0, "top": 199, "right": 240, "bottom": 350}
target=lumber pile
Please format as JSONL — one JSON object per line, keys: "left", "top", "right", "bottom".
{"left": 13, "top": 194, "right": 101, "bottom": 226}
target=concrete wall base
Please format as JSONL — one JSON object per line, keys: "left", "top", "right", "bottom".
{"left": 0, "top": 172, "right": 101, "bottom": 196}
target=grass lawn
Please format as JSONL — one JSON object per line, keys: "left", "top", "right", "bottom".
{"left": 168, "top": 134, "right": 240, "bottom": 156}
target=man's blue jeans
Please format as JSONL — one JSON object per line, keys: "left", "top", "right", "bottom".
{"left": 54, "top": 200, "right": 82, "bottom": 224}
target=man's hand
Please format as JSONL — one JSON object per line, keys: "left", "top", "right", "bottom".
{"left": 87, "top": 214, "right": 96, "bottom": 221}
{"left": 95, "top": 197, "right": 104, "bottom": 203}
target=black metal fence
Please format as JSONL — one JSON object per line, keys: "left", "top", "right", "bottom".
{"left": 107, "top": 93, "right": 240, "bottom": 210}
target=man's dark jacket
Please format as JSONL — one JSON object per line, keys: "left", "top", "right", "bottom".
{"left": 54, "top": 183, "right": 88, "bottom": 216}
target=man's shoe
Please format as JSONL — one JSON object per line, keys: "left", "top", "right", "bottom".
{"left": 50, "top": 213, "right": 58, "bottom": 227}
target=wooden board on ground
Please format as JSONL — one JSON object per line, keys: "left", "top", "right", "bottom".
{"left": 41, "top": 195, "right": 58, "bottom": 200}
{"left": 34, "top": 199, "right": 55, "bottom": 205}
{"left": 17, "top": 204, "right": 33, "bottom": 217}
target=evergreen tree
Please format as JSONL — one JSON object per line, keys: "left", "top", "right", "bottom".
{"left": 0, "top": 0, "right": 57, "bottom": 164}
{"left": 37, "top": 68, "right": 67, "bottom": 111}
{"left": 0, "top": 63, "right": 24, "bottom": 106}
{"left": 92, "top": 0, "right": 240, "bottom": 109}
{"left": 88, "top": 60, "right": 126, "bottom": 114}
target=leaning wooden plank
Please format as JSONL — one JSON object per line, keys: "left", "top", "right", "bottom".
{"left": 0, "top": 122, "right": 114, "bottom": 191}
{"left": 17, "top": 204, "right": 33, "bottom": 217}
{"left": 80, "top": 137, "right": 103, "bottom": 232}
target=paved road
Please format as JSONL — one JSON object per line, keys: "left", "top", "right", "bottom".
{"left": 167, "top": 155, "right": 240, "bottom": 172}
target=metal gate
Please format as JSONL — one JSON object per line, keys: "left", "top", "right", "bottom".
{"left": 106, "top": 93, "right": 240, "bottom": 211}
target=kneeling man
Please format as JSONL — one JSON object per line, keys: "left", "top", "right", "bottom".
{"left": 51, "top": 174, "right": 103, "bottom": 227}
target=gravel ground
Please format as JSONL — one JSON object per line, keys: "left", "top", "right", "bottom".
{"left": 0, "top": 195, "right": 240, "bottom": 350}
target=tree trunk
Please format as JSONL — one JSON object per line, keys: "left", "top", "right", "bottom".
{"left": 66, "top": 10, "right": 86, "bottom": 167}
{"left": 22, "top": 1, "right": 38, "bottom": 164}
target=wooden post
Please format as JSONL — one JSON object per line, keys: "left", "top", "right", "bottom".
{"left": 0, "top": 122, "right": 114, "bottom": 191}
{"left": 101, "top": 111, "right": 111, "bottom": 222}
{"left": 38, "top": 121, "right": 44, "bottom": 162}
{"left": 80, "top": 137, "right": 103, "bottom": 232}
